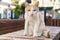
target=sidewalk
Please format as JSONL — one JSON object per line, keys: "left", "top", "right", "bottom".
{"left": 0, "top": 26, "right": 60, "bottom": 40}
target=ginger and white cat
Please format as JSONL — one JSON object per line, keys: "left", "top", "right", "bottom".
{"left": 24, "top": 1, "right": 45, "bottom": 37}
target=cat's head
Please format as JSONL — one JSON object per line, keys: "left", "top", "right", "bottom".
{"left": 25, "top": 1, "right": 39, "bottom": 16}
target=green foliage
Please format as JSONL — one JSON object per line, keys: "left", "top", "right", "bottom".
{"left": 14, "top": 5, "right": 20, "bottom": 15}
{"left": 20, "top": 3, "right": 25, "bottom": 14}
{"left": 14, "top": 2, "right": 25, "bottom": 16}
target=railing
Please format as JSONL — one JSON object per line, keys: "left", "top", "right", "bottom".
{"left": 0, "top": 19, "right": 25, "bottom": 35}
{"left": 46, "top": 17, "right": 60, "bottom": 26}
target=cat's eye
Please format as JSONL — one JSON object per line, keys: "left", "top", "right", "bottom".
{"left": 33, "top": 10, "right": 36, "bottom": 11}
{"left": 28, "top": 10, "right": 30, "bottom": 11}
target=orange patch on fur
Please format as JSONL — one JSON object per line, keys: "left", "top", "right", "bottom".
{"left": 25, "top": 5, "right": 39, "bottom": 12}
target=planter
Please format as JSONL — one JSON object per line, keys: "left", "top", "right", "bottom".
{"left": 14, "top": 13, "right": 19, "bottom": 19}
{"left": 19, "top": 14, "right": 24, "bottom": 19}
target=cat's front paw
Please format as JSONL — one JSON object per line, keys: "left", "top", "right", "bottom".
{"left": 28, "top": 34, "right": 33, "bottom": 36}
{"left": 23, "top": 33, "right": 28, "bottom": 36}
{"left": 23, "top": 34, "right": 27, "bottom": 36}
{"left": 33, "top": 34, "right": 42, "bottom": 37}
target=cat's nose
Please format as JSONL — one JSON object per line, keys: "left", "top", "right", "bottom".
{"left": 31, "top": 14, "right": 33, "bottom": 16}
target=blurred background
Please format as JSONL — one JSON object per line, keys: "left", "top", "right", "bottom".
{"left": 0, "top": 0, "right": 60, "bottom": 26}
{"left": 0, "top": 0, "right": 60, "bottom": 19}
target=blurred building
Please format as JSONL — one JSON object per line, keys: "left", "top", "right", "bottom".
{"left": 0, "top": 0, "right": 15, "bottom": 19}
{"left": 31, "top": 0, "right": 60, "bottom": 9}
{"left": 0, "top": 0, "right": 60, "bottom": 19}
{"left": 0, "top": 0, "right": 26, "bottom": 19}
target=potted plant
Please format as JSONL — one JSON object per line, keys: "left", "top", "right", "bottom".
{"left": 14, "top": 2, "right": 25, "bottom": 19}
{"left": 19, "top": 2, "right": 25, "bottom": 19}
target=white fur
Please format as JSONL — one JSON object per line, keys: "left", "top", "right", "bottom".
{"left": 24, "top": 7, "right": 45, "bottom": 37}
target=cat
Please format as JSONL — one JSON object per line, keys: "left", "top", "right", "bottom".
{"left": 24, "top": 1, "right": 45, "bottom": 37}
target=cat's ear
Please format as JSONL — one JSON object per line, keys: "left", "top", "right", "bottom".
{"left": 35, "top": 1, "right": 39, "bottom": 7}
{"left": 25, "top": 2, "right": 29, "bottom": 7}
